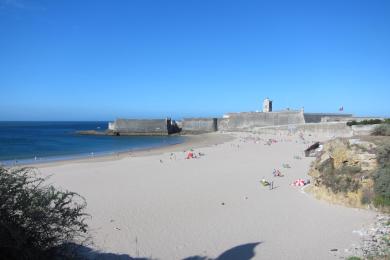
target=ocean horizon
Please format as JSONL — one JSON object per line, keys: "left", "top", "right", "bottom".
{"left": 0, "top": 121, "right": 184, "bottom": 165}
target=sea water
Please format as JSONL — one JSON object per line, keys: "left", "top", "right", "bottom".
{"left": 0, "top": 121, "right": 184, "bottom": 165}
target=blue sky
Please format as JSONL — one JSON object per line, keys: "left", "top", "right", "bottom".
{"left": 0, "top": 0, "right": 389, "bottom": 120}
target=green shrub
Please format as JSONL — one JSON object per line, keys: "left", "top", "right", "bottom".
{"left": 372, "top": 140, "right": 390, "bottom": 208}
{"left": 372, "top": 124, "right": 390, "bottom": 136}
{"left": 373, "top": 167, "right": 390, "bottom": 207}
{"left": 361, "top": 187, "right": 375, "bottom": 204}
{"left": 335, "top": 165, "right": 362, "bottom": 176}
{"left": 376, "top": 140, "right": 390, "bottom": 167}
{"left": 373, "top": 195, "right": 390, "bottom": 208}
{"left": 347, "top": 119, "right": 384, "bottom": 126}
{"left": 0, "top": 167, "right": 89, "bottom": 259}
{"left": 346, "top": 257, "right": 361, "bottom": 260}
{"left": 363, "top": 119, "right": 383, "bottom": 125}
{"left": 316, "top": 158, "right": 361, "bottom": 193}
{"left": 317, "top": 157, "right": 334, "bottom": 175}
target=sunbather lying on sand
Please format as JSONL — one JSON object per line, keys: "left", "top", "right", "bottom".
{"left": 291, "top": 179, "right": 310, "bottom": 186}
{"left": 260, "top": 179, "right": 270, "bottom": 186}
{"left": 273, "top": 169, "right": 284, "bottom": 177}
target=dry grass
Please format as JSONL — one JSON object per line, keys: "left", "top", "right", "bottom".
{"left": 307, "top": 179, "right": 374, "bottom": 209}
{"left": 308, "top": 136, "right": 390, "bottom": 212}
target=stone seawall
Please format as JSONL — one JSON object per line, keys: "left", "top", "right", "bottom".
{"left": 109, "top": 119, "right": 172, "bottom": 135}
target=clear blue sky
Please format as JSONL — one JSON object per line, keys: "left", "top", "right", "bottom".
{"left": 0, "top": 0, "right": 389, "bottom": 120}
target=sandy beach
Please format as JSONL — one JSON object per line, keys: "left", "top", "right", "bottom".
{"left": 37, "top": 131, "right": 376, "bottom": 260}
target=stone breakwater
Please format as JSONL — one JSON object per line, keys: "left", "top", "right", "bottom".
{"left": 77, "top": 130, "right": 109, "bottom": 135}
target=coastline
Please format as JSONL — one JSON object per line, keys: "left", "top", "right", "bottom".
{"left": 24, "top": 132, "right": 234, "bottom": 169}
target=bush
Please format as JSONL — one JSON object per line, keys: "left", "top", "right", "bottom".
{"left": 372, "top": 124, "right": 390, "bottom": 136}
{"left": 335, "top": 165, "right": 362, "bottom": 176}
{"left": 372, "top": 141, "right": 390, "bottom": 208}
{"left": 0, "top": 167, "right": 89, "bottom": 259}
{"left": 373, "top": 167, "right": 390, "bottom": 207}
{"left": 347, "top": 119, "right": 384, "bottom": 126}
{"left": 376, "top": 140, "right": 390, "bottom": 167}
{"left": 316, "top": 158, "right": 361, "bottom": 193}
{"left": 361, "top": 187, "right": 375, "bottom": 204}
{"left": 346, "top": 257, "right": 361, "bottom": 260}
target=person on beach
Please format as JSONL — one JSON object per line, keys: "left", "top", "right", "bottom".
{"left": 273, "top": 169, "right": 283, "bottom": 177}
{"left": 186, "top": 152, "right": 193, "bottom": 159}
{"left": 261, "top": 179, "right": 271, "bottom": 187}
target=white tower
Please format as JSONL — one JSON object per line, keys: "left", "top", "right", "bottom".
{"left": 262, "top": 98, "right": 272, "bottom": 112}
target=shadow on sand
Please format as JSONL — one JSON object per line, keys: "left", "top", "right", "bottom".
{"left": 75, "top": 244, "right": 148, "bottom": 260}
{"left": 183, "top": 242, "right": 261, "bottom": 260}
{"left": 76, "top": 242, "right": 261, "bottom": 260}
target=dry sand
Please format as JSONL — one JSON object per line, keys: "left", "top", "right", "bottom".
{"left": 37, "top": 131, "right": 376, "bottom": 260}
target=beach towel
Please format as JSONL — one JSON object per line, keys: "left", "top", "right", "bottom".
{"left": 260, "top": 179, "right": 270, "bottom": 186}
{"left": 186, "top": 152, "right": 194, "bottom": 159}
{"left": 273, "top": 169, "right": 284, "bottom": 177}
{"left": 291, "top": 179, "right": 310, "bottom": 186}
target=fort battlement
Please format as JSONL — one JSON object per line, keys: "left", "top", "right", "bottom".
{"left": 105, "top": 98, "right": 363, "bottom": 135}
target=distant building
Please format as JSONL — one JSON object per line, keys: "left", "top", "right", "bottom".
{"left": 263, "top": 98, "right": 272, "bottom": 112}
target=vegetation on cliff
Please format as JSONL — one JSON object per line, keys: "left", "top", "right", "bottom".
{"left": 308, "top": 131, "right": 390, "bottom": 259}
{"left": 347, "top": 119, "right": 381, "bottom": 126}
{"left": 373, "top": 139, "right": 390, "bottom": 207}
{"left": 346, "top": 118, "right": 390, "bottom": 126}
{"left": 372, "top": 123, "right": 390, "bottom": 136}
{"left": 0, "top": 167, "right": 89, "bottom": 259}
{"left": 308, "top": 136, "right": 390, "bottom": 211}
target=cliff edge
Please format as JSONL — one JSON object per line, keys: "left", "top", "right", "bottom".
{"left": 307, "top": 136, "right": 390, "bottom": 211}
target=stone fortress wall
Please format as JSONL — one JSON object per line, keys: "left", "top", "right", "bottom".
{"left": 107, "top": 98, "right": 378, "bottom": 135}
{"left": 108, "top": 118, "right": 178, "bottom": 135}
{"left": 217, "top": 110, "right": 305, "bottom": 131}
{"left": 252, "top": 122, "right": 354, "bottom": 138}
{"left": 181, "top": 118, "right": 218, "bottom": 133}
{"left": 304, "top": 113, "right": 353, "bottom": 123}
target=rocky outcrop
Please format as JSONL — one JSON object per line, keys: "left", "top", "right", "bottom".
{"left": 308, "top": 138, "right": 378, "bottom": 208}
{"left": 77, "top": 130, "right": 112, "bottom": 135}
{"left": 323, "top": 138, "right": 376, "bottom": 170}
{"left": 337, "top": 214, "right": 390, "bottom": 259}
{"left": 308, "top": 137, "right": 390, "bottom": 258}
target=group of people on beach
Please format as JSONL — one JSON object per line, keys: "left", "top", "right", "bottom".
{"left": 250, "top": 131, "right": 316, "bottom": 190}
